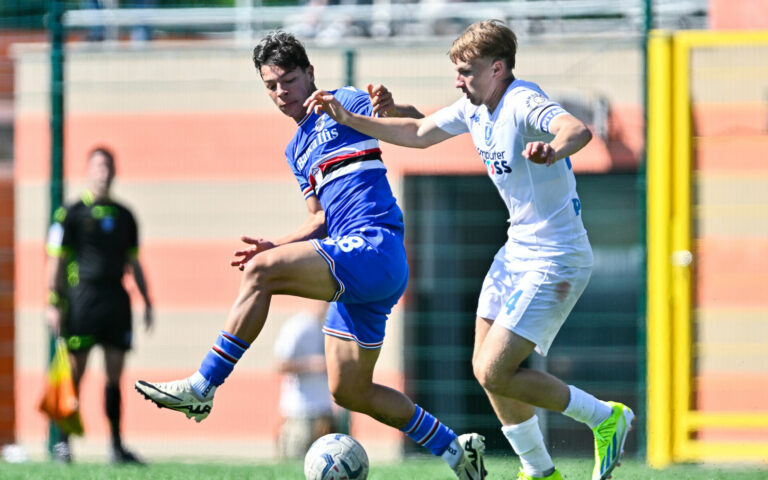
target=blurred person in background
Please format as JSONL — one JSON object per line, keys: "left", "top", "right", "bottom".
{"left": 136, "top": 30, "right": 487, "bottom": 480}
{"left": 81, "top": 0, "right": 156, "bottom": 42}
{"left": 46, "top": 146, "right": 153, "bottom": 464}
{"left": 128, "top": 0, "right": 157, "bottom": 43}
{"left": 305, "top": 19, "right": 634, "bottom": 480}
{"left": 81, "top": 0, "right": 107, "bottom": 41}
{"left": 274, "top": 301, "right": 336, "bottom": 459}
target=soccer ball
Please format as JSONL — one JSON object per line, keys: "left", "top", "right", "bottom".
{"left": 304, "top": 433, "right": 369, "bottom": 480}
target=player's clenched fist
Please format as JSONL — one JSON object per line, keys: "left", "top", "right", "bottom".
{"left": 522, "top": 141, "right": 557, "bottom": 166}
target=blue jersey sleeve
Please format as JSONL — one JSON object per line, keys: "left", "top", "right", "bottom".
{"left": 335, "top": 87, "right": 373, "bottom": 117}
{"left": 285, "top": 137, "right": 314, "bottom": 199}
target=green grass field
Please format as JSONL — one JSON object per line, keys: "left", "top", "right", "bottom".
{"left": 2, "top": 457, "right": 766, "bottom": 479}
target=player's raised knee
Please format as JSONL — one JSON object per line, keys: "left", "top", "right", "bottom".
{"left": 329, "top": 387, "right": 357, "bottom": 411}
{"left": 241, "top": 252, "right": 279, "bottom": 288}
{"left": 329, "top": 383, "right": 370, "bottom": 412}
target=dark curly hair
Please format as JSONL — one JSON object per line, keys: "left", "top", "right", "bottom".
{"left": 252, "top": 31, "right": 310, "bottom": 75}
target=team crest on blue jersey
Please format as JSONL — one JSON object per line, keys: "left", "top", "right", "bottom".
{"left": 314, "top": 115, "right": 326, "bottom": 132}
{"left": 484, "top": 123, "right": 493, "bottom": 146}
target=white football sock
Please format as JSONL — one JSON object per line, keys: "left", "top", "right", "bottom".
{"left": 441, "top": 437, "right": 463, "bottom": 470}
{"left": 502, "top": 415, "right": 554, "bottom": 478}
{"left": 562, "top": 385, "right": 613, "bottom": 429}
{"left": 188, "top": 371, "right": 211, "bottom": 397}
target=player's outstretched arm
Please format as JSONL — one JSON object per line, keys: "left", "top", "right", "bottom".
{"left": 304, "top": 90, "right": 452, "bottom": 149}
{"left": 523, "top": 114, "right": 592, "bottom": 166}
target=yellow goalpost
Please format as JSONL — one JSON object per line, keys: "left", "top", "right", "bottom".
{"left": 647, "top": 29, "right": 768, "bottom": 467}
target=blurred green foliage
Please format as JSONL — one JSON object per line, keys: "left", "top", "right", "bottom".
{"left": 0, "top": 0, "right": 47, "bottom": 29}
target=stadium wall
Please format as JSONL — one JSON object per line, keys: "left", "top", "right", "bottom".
{"left": 12, "top": 39, "right": 643, "bottom": 461}
{"left": 709, "top": 0, "right": 768, "bottom": 30}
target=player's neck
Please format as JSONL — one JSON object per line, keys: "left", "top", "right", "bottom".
{"left": 486, "top": 75, "right": 515, "bottom": 114}
{"left": 86, "top": 188, "right": 110, "bottom": 202}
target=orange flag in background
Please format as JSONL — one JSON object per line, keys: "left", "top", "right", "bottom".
{"left": 38, "top": 338, "right": 84, "bottom": 436}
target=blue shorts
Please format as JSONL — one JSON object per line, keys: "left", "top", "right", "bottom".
{"left": 310, "top": 226, "right": 408, "bottom": 349}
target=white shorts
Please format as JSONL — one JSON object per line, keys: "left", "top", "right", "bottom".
{"left": 476, "top": 248, "right": 592, "bottom": 356}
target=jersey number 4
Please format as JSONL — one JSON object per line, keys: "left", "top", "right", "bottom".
{"left": 504, "top": 289, "right": 523, "bottom": 315}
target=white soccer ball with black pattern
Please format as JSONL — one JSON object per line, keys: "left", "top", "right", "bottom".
{"left": 304, "top": 433, "right": 369, "bottom": 480}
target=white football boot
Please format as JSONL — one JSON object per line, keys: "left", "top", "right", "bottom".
{"left": 135, "top": 378, "right": 215, "bottom": 423}
{"left": 447, "top": 433, "right": 487, "bottom": 480}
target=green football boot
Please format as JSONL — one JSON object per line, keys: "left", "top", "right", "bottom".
{"left": 516, "top": 468, "right": 563, "bottom": 479}
{"left": 592, "top": 401, "right": 635, "bottom": 480}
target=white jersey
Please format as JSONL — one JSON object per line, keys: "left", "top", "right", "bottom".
{"left": 432, "top": 79, "right": 593, "bottom": 267}
{"left": 274, "top": 312, "right": 333, "bottom": 418}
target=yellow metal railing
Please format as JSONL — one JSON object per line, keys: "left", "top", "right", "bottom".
{"left": 646, "top": 29, "right": 768, "bottom": 467}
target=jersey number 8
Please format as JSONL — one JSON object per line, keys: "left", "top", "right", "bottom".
{"left": 336, "top": 236, "right": 364, "bottom": 253}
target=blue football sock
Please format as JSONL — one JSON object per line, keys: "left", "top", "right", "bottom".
{"left": 401, "top": 404, "right": 457, "bottom": 456}
{"left": 196, "top": 330, "right": 250, "bottom": 389}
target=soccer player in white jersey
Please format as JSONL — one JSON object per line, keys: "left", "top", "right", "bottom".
{"left": 305, "top": 19, "right": 634, "bottom": 480}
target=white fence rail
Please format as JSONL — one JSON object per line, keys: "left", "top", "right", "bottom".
{"left": 62, "top": 0, "right": 707, "bottom": 42}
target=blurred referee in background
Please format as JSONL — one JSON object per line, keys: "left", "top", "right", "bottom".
{"left": 46, "top": 146, "right": 153, "bottom": 464}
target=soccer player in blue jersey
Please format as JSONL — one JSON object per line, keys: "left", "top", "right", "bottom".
{"left": 135, "top": 31, "right": 485, "bottom": 479}
{"left": 305, "top": 19, "right": 634, "bottom": 480}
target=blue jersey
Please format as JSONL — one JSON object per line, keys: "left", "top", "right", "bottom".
{"left": 285, "top": 87, "right": 404, "bottom": 237}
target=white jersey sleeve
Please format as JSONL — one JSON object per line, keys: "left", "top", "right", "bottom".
{"left": 514, "top": 86, "right": 568, "bottom": 135}
{"left": 431, "top": 97, "right": 471, "bottom": 135}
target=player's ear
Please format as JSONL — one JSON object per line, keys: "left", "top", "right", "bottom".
{"left": 492, "top": 59, "right": 504, "bottom": 78}
{"left": 307, "top": 65, "right": 315, "bottom": 83}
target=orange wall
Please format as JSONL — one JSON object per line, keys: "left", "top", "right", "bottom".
{"left": 15, "top": 108, "right": 645, "bottom": 184}
{"left": 696, "top": 237, "right": 768, "bottom": 308}
{"left": 710, "top": 0, "right": 768, "bottom": 30}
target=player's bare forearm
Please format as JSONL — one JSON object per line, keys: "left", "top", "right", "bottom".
{"left": 273, "top": 209, "right": 327, "bottom": 246}
{"left": 547, "top": 114, "right": 592, "bottom": 160}
{"left": 367, "top": 84, "right": 424, "bottom": 119}
{"left": 305, "top": 90, "right": 445, "bottom": 148}
{"left": 130, "top": 259, "right": 152, "bottom": 308}
{"left": 345, "top": 113, "right": 429, "bottom": 148}
{"left": 389, "top": 104, "right": 424, "bottom": 119}
{"left": 549, "top": 120, "right": 592, "bottom": 160}
{"left": 525, "top": 115, "right": 593, "bottom": 166}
